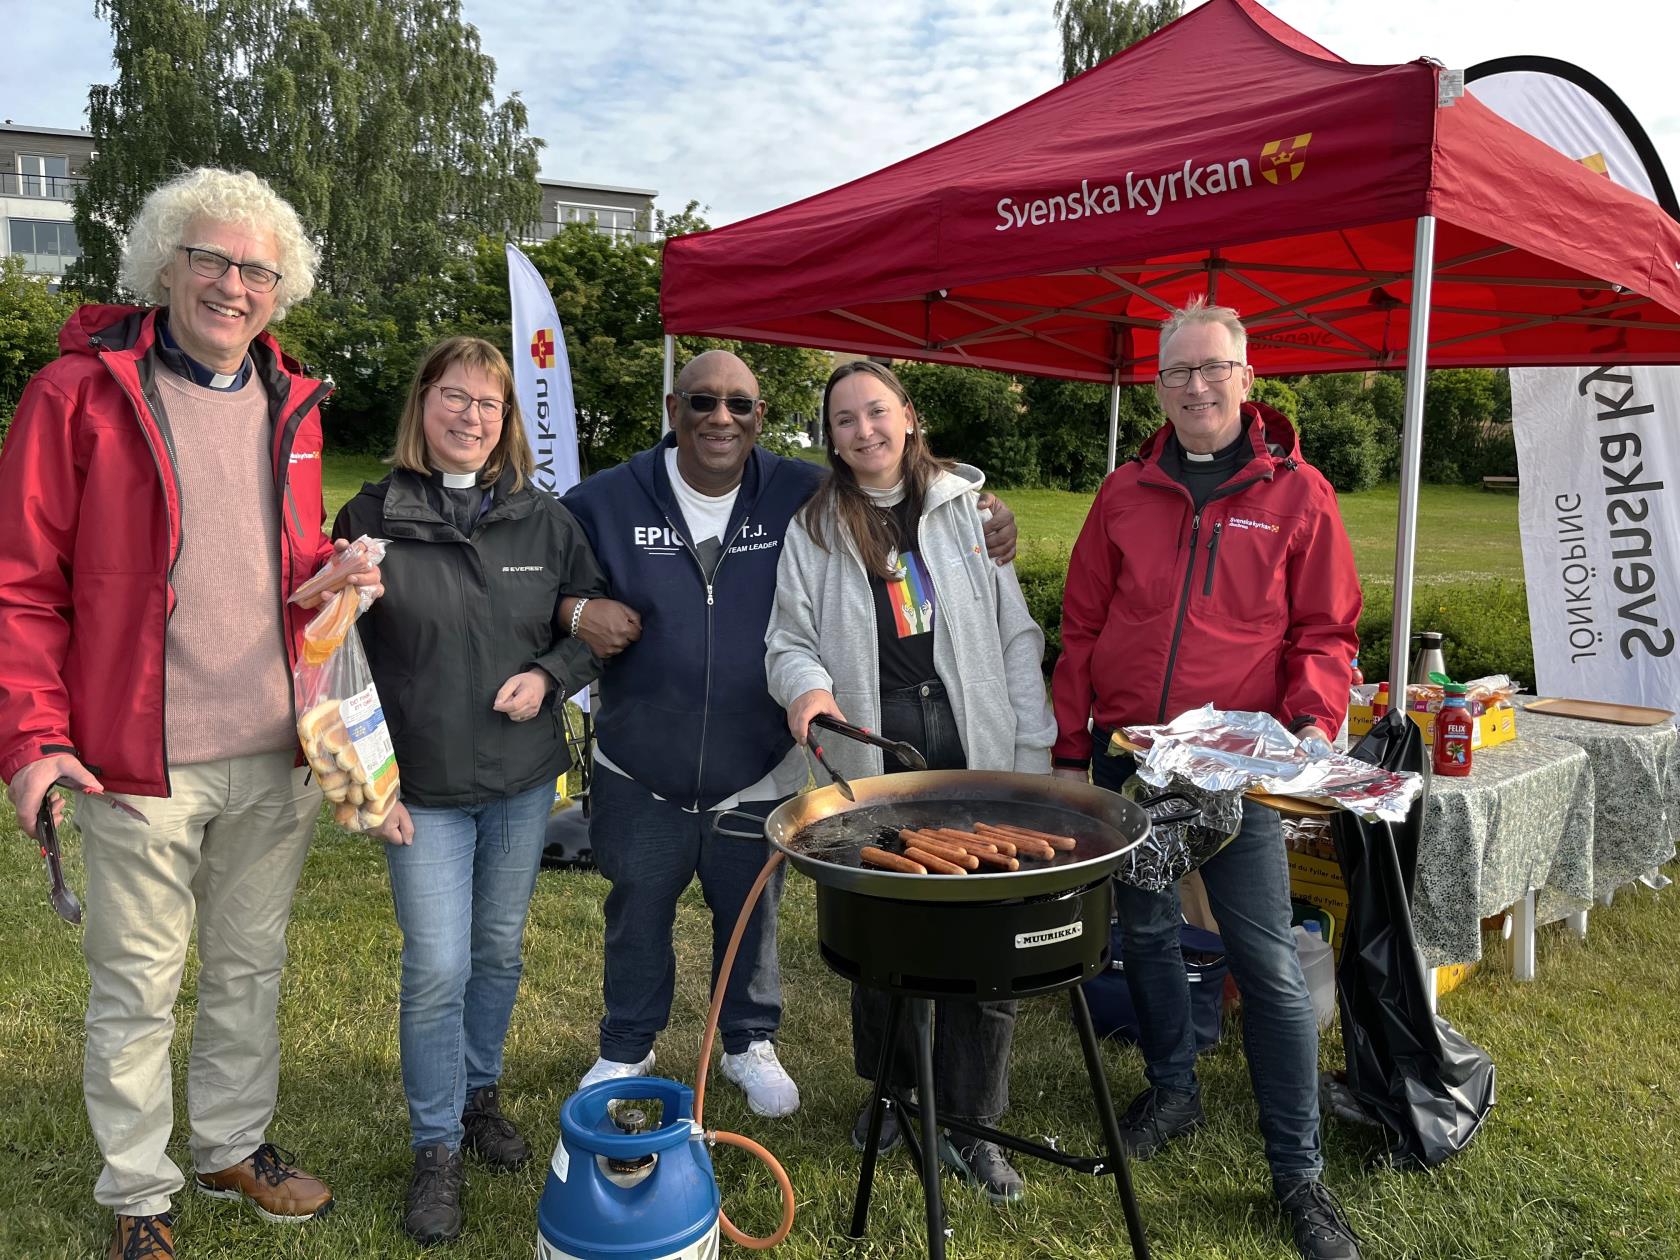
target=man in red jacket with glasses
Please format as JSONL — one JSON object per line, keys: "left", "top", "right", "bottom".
{"left": 1052, "top": 298, "right": 1362, "bottom": 1260}
{"left": 0, "top": 168, "right": 379, "bottom": 1260}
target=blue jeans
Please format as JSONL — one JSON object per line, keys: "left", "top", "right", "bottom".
{"left": 591, "top": 766, "right": 785, "bottom": 1060}
{"left": 1094, "top": 750, "right": 1322, "bottom": 1183}
{"left": 385, "top": 782, "right": 553, "bottom": 1150}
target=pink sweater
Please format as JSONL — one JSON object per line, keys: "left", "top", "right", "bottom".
{"left": 156, "top": 370, "right": 296, "bottom": 765}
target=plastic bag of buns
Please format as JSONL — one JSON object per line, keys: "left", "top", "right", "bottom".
{"left": 291, "top": 537, "right": 399, "bottom": 832}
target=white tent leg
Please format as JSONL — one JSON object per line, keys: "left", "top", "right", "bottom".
{"left": 661, "top": 334, "right": 675, "bottom": 435}
{"left": 1390, "top": 216, "right": 1437, "bottom": 697}
{"left": 1106, "top": 371, "right": 1121, "bottom": 473}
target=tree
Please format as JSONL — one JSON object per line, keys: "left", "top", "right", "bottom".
{"left": 71, "top": 0, "right": 541, "bottom": 304}
{"left": 895, "top": 362, "right": 1034, "bottom": 485}
{"left": 1053, "top": 0, "right": 1183, "bottom": 80}
{"left": 0, "top": 260, "right": 81, "bottom": 440}
{"left": 1019, "top": 375, "right": 1160, "bottom": 491}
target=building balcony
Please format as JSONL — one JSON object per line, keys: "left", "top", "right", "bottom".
{"left": 1, "top": 171, "right": 86, "bottom": 202}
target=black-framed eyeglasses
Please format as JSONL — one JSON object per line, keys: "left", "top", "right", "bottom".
{"left": 176, "top": 246, "right": 283, "bottom": 293}
{"left": 678, "top": 391, "right": 758, "bottom": 418}
{"left": 429, "top": 384, "right": 510, "bottom": 422}
{"left": 1157, "top": 360, "right": 1243, "bottom": 388}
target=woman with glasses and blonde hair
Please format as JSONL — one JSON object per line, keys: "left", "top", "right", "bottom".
{"left": 764, "top": 359, "right": 1056, "bottom": 1204}
{"left": 333, "top": 335, "right": 607, "bottom": 1246}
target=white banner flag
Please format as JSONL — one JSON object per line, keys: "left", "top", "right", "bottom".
{"left": 506, "top": 243, "right": 588, "bottom": 710}
{"left": 1470, "top": 64, "right": 1680, "bottom": 707}
{"left": 1514, "top": 366, "right": 1680, "bottom": 702}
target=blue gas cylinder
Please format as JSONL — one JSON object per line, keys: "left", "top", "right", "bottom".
{"left": 537, "top": 1076, "right": 720, "bottom": 1260}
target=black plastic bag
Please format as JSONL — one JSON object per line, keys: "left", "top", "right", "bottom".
{"left": 1332, "top": 709, "right": 1497, "bottom": 1169}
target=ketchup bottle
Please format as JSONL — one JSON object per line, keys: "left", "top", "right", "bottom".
{"left": 1433, "top": 683, "right": 1474, "bottom": 777}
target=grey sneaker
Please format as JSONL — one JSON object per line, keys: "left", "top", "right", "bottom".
{"left": 1277, "top": 1177, "right": 1362, "bottom": 1260}
{"left": 938, "top": 1134, "right": 1025, "bottom": 1204}
{"left": 849, "top": 1097, "right": 901, "bottom": 1155}
{"left": 404, "top": 1143, "right": 464, "bottom": 1246}
{"left": 462, "top": 1083, "right": 530, "bottom": 1170}
{"left": 1115, "top": 1085, "right": 1204, "bottom": 1159}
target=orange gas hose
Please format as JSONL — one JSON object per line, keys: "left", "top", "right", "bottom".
{"left": 692, "top": 850, "right": 796, "bottom": 1249}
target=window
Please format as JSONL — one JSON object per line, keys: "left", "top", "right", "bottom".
{"left": 9, "top": 219, "right": 80, "bottom": 275}
{"left": 16, "top": 154, "right": 71, "bottom": 199}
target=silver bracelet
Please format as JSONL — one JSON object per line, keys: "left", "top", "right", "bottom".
{"left": 569, "top": 597, "right": 591, "bottom": 637}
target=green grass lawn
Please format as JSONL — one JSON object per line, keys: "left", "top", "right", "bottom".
{"left": 2, "top": 804, "right": 1675, "bottom": 1259}
{"left": 13, "top": 455, "right": 1651, "bottom": 1258}
{"left": 1009, "top": 482, "right": 1524, "bottom": 590}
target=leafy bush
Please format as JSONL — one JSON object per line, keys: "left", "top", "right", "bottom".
{"left": 0, "top": 259, "right": 80, "bottom": 442}
{"left": 1016, "top": 552, "right": 1072, "bottom": 677}
{"left": 1288, "top": 373, "right": 1385, "bottom": 492}
{"left": 1355, "top": 579, "right": 1533, "bottom": 688}
{"left": 1019, "top": 376, "right": 1160, "bottom": 491}
{"left": 896, "top": 361, "right": 1036, "bottom": 486}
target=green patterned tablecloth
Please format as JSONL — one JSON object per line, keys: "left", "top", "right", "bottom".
{"left": 1411, "top": 733, "right": 1595, "bottom": 967}
{"left": 1514, "top": 699, "right": 1679, "bottom": 896}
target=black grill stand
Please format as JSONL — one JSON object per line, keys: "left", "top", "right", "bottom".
{"left": 845, "top": 983, "right": 1150, "bottom": 1259}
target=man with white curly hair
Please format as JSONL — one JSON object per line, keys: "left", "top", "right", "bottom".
{"left": 0, "top": 167, "right": 379, "bottom": 1259}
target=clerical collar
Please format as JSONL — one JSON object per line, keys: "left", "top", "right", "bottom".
{"left": 439, "top": 470, "right": 480, "bottom": 489}
{"left": 156, "top": 312, "right": 253, "bottom": 392}
{"left": 1181, "top": 425, "right": 1250, "bottom": 464}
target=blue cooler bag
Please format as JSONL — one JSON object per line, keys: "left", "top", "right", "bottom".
{"left": 1081, "top": 918, "right": 1229, "bottom": 1053}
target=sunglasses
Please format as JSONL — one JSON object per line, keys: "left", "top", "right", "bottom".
{"left": 678, "top": 391, "right": 758, "bottom": 418}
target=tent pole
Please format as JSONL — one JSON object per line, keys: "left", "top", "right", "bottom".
{"left": 661, "top": 334, "right": 675, "bottom": 435}
{"left": 1390, "top": 216, "right": 1437, "bottom": 699}
{"left": 1106, "top": 369, "right": 1121, "bottom": 473}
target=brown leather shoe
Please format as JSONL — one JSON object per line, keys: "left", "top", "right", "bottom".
{"left": 195, "top": 1142, "right": 334, "bottom": 1222}
{"left": 108, "top": 1212, "right": 174, "bottom": 1259}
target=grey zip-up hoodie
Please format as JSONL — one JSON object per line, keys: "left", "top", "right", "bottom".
{"left": 765, "top": 467, "right": 1055, "bottom": 782}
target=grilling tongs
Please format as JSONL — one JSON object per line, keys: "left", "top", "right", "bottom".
{"left": 807, "top": 714, "right": 929, "bottom": 802}
{"left": 28, "top": 780, "right": 149, "bottom": 925}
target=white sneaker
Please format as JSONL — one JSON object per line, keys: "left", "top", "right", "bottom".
{"left": 578, "top": 1051, "right": 654, "bottom": 1092}
{"left": 719, "top": 1040, "right": 800, "bottom": 1118}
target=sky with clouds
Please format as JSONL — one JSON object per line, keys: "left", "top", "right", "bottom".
{"left": 7, "top": 0, "right": 1675, "bottom": 226}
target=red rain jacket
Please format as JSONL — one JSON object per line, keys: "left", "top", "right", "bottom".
{"left": 1052, "top": 403, "right": 1361, "bottom": 766}
{"left": 0, "top": 305, "right": 336, "bottom": 795}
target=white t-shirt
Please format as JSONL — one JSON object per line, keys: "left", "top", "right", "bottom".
{"left": 593, "top": 448, "right": 807, "bottom": 810}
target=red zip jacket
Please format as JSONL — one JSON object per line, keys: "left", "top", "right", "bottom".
{"left": 1052, "top": 402, "right": 1361, "bottom": 766}
{"left": 0, "top": 305, "right": 336, "bottom": 795}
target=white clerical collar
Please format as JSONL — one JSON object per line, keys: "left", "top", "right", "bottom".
{"left": 1183, "top": 449, "right": 1216, "bottom": 463}
{"left": 440, "top": 470, "right": 479, "bottom": 489}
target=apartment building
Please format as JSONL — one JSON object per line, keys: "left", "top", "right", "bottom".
{"left": 2, "top": 121, "right": 660, "bottom": 286}
{"left": 1, "top": 122, "right": 94, "bottom": 285}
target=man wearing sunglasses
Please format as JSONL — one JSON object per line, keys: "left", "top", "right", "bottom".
{"left": 1051, "top": 299, "right": 1362, "bottom": 1260}
{"left": 0, "top": 168, "right": 379, "bottom": 1259}
{"left": 559, "top": 349, "right": 1019, "bottom": 1118}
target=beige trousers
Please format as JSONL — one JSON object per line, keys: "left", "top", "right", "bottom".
{"left": 78, "top": 751, "right": 320, "bottom": 1216}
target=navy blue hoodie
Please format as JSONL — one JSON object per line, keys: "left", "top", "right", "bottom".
{"left": 562, "top": 434, "right": 824, "bottom": 809}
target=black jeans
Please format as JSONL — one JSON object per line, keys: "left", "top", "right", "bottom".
{"left": 850, "top": 679, "right": 1018, "bottom": 1123}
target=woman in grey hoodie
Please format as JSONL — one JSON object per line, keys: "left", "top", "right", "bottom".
{"left": 765, "top": 360, "right": 1056, "bottom": 1204}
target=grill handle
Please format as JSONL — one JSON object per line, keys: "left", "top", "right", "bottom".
{"left": 1135, "top": 790, "right": 1201, "bottom": 829}
{"left": 711, "top": 807, "right": 770, "bottom": 841}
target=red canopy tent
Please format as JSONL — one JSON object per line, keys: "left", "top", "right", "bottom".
{"left": 660, "top": 0, "right": 1680, "bottom": 694}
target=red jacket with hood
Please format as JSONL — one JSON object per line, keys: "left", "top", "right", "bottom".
{"left": 0, "top": 305, "right": 336, "bottom": 796}
{"left": 1051, "top": 402, "right": 1361, "bottom": 766}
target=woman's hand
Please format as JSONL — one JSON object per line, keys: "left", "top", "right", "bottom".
{"left": 976, "top": 492, "right": 1018, "bottom": 565}
{"left": 371, "top": 801, "right": 415, "bottom": 846}
{"left": 788, "top": 689, "right": 845, "bottom": 745}
{"left": 494, "top": 669, "right": 556, "bottom": 722}
{"left": 564, "top": 596, "right": 642, "bottom": 657}
{"left": 297, "top": 538, "right": 385, "bottom": 608}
